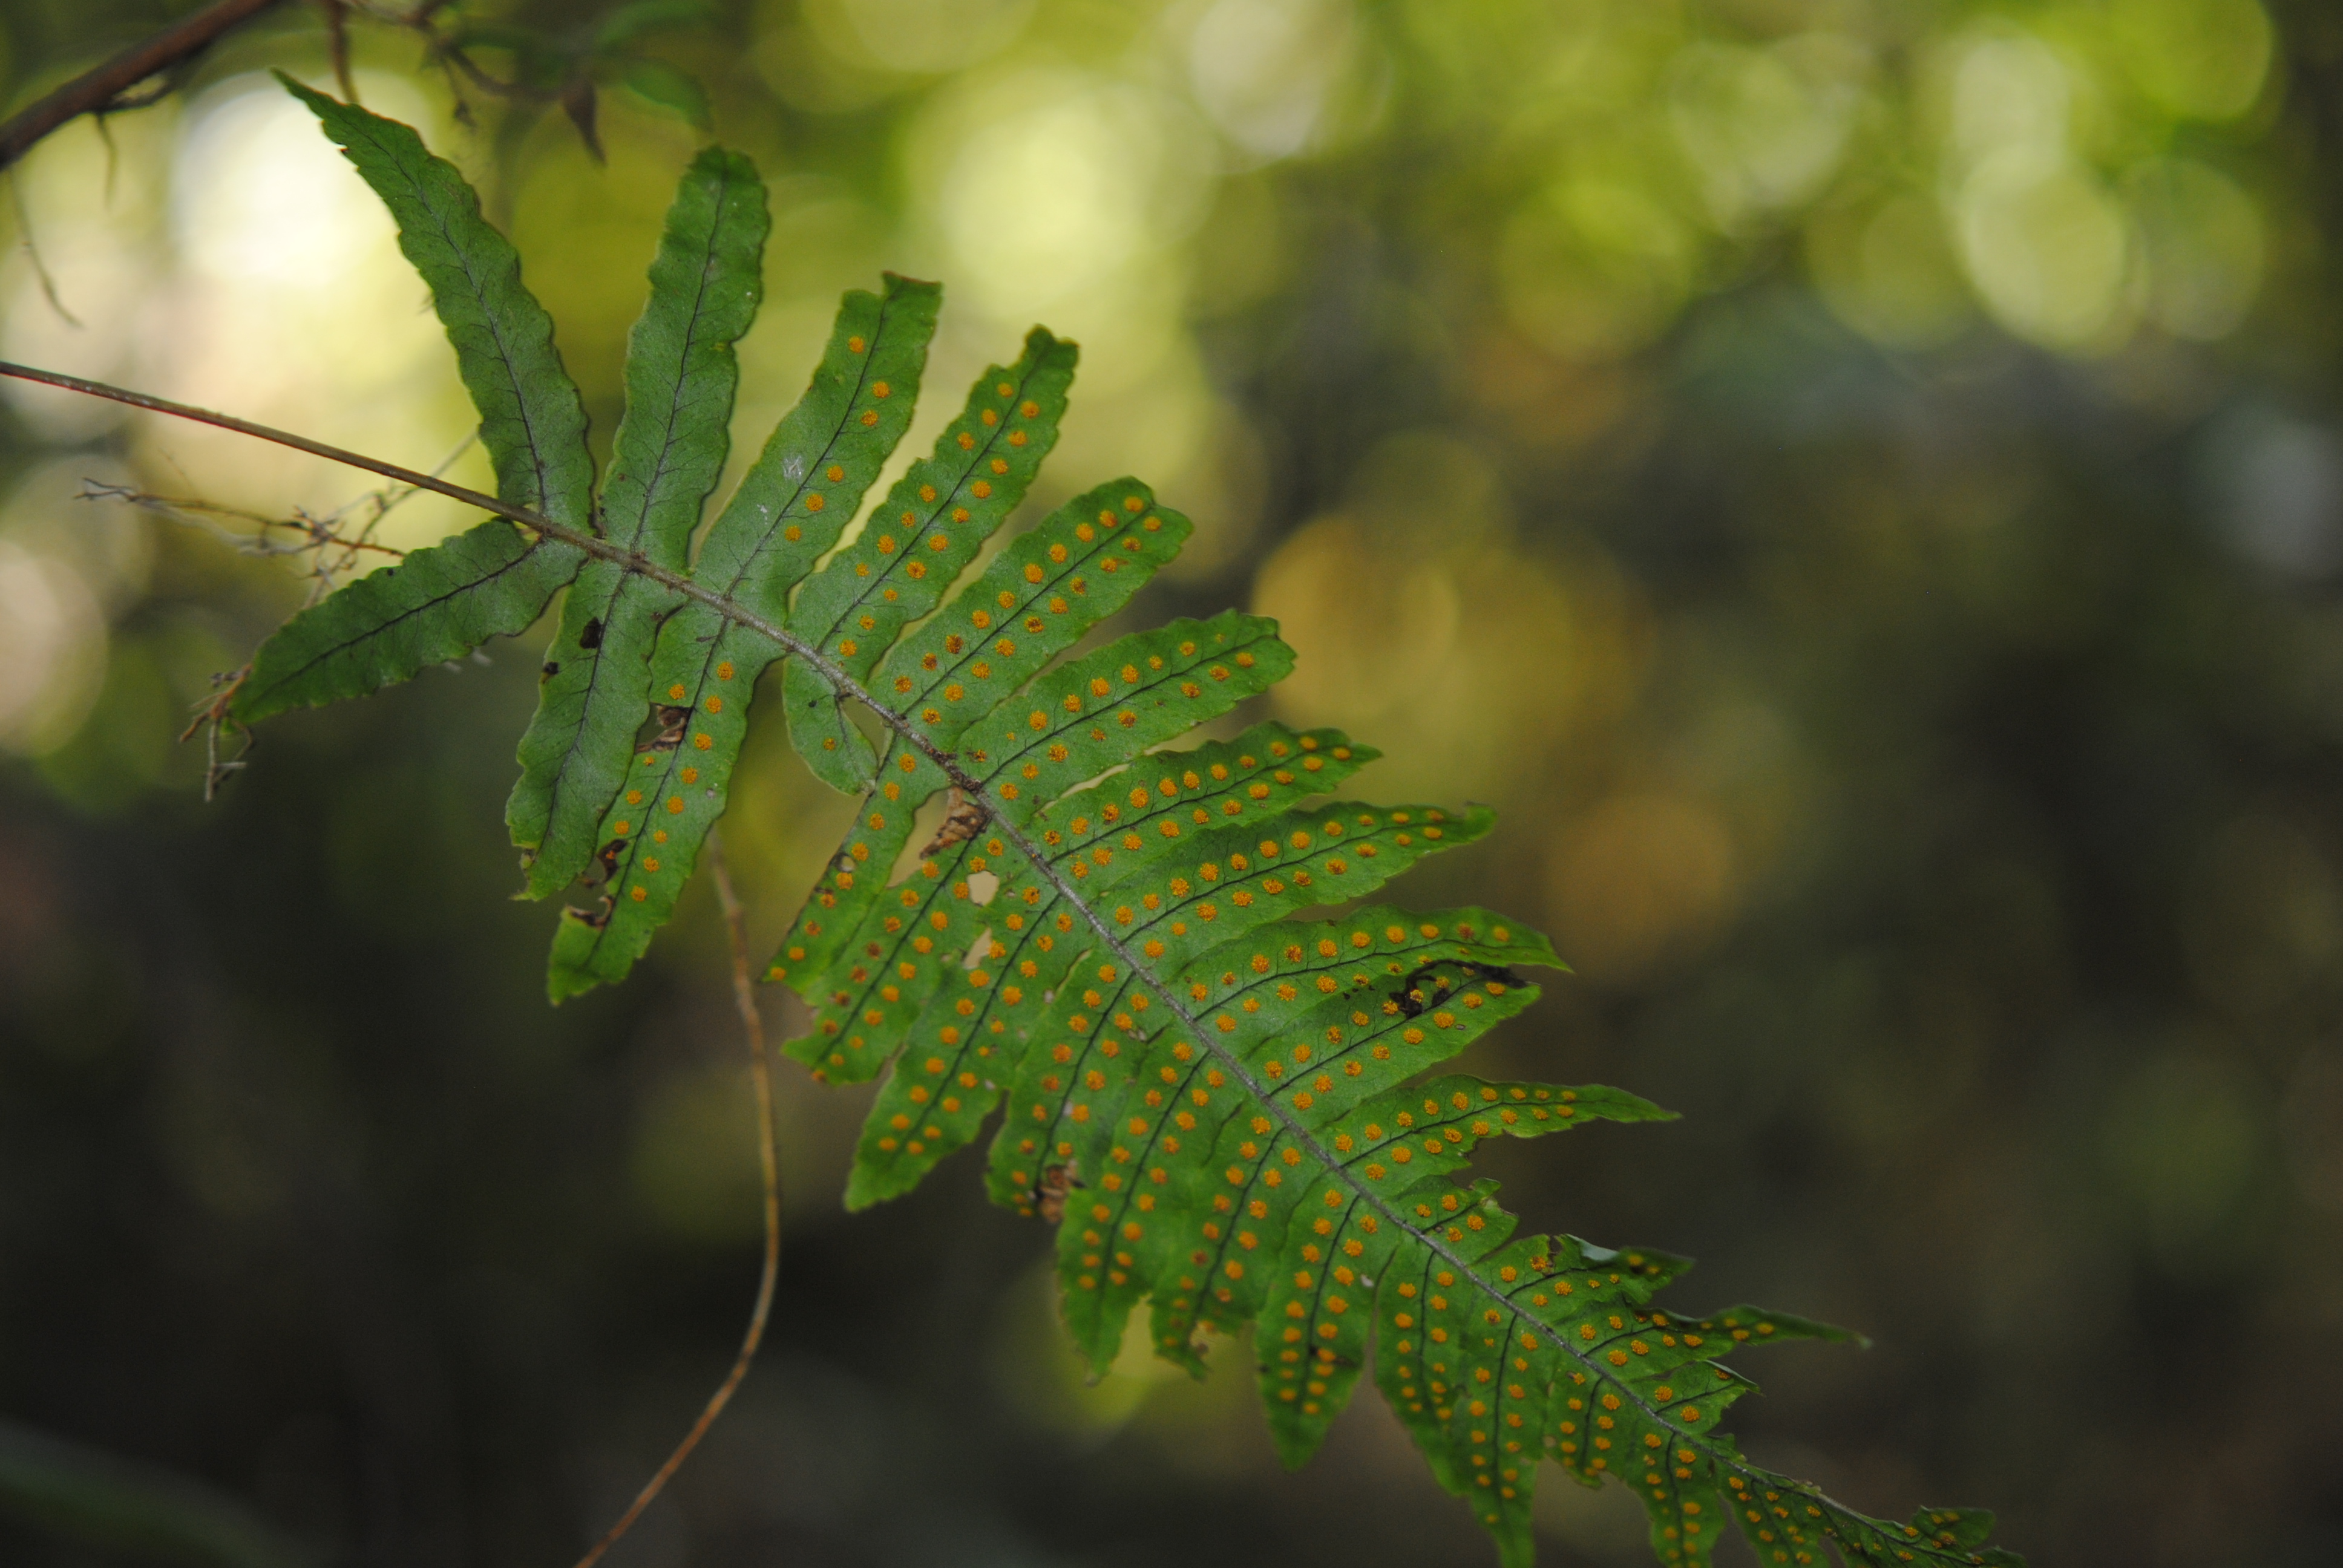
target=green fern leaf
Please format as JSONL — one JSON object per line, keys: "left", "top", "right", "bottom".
{"left": 824, "top": 717, "right": 1378, "bottom": 1207}
{"left": 758, "top": 477, "right": 1198, "bottom": 1024}
{"left": 231, "top": 518, "right": 585, "bottom": 724}
{"left": 770, "top": 607, "right": 1295, "bottom": 1090}
{"left": 220, "top": 87, "right": 2024, "bottom": 1568}
{"left": 507, "top": 146, "right": 768, "bottom": 898}
{"left": 232, "top": 78, "right": 598, "bottom": 724}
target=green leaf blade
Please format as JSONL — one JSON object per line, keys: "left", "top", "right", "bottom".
{"left": 237, "top": 79, "right": 597, "bottom": 725}
{"left": 966, "top": 830, "right": 1509, "bottom": 1235}
{"left": 969, "top": 612, "right": 1293, "bottom": 822}
{"left": 699, "top": 275, "right": 941, "bottom": 613}
{"left": 600, "top": 146, "right": 768, "bottom": 566}
{"left": 233, "top": 520, "right": 583, "bottom": 723}
{"left": 280, "top": 76, "right": 594, "bottom": 535}
{"left": 620, "top": 60, "right": 712, "bottom": 130}
{"left": 508, "top": 147, "right": 768, "bottom": 898}
{"left": 544, "top": 278, "right": 939, "bottom": 999}
{"left": 871, "top": 479, "right": 1193, "bottom": 754}
{"left": 801, "top": 724, "right": 1369, "bottom": 1208}
{"left": 767, "top": 616, "right": 1296, "bottom": 1066}
{"left": 1047, "top": 942, "right": 1558, "bottom": 1377}
{"left": 784, "top": 328, "right": 1078, "bottom": 792}
{"left": 594, "top": 0, "right": 716, "bottom": 50}
{"left": 506, "top": 565, "right": 681, "bottom": 893}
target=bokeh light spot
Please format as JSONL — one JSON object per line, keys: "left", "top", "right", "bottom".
{"left": 1545, "top": 795, "right": 1738, "bottom": 985}
{"left": 2111, "top": 0, "right": 2273, "bottom": 121}
{"left": 1187, "top": 0, "right": 1358, "bottom": 163}
{"left": 1955, "top": 154, "right": 2135, "bottom": 350}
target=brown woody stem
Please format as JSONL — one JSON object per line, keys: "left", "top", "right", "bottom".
{"left": 0, "top": 0, "right": 290, "bottom": 171}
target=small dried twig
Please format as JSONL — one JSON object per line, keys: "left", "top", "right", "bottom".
{"left": 573, "top": 827, "right": 782, "bottom": 1568}
{"left": 85, "top": 480, "right": 404, "bottom": 566}
{"left": 80, "top": 431, "right": 473, "bottom": 599}
{"left": 74, "top": 430, "right": 472, "bottom": 800}
{"left": 179, "top": 666, "right": 252, "bottom": 802}
{"left": 7, "top": 173, "right": 82, "bottom": 327}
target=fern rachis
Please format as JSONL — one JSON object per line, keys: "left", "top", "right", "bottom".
{"left": 7, "top": 78, "right": 2022, "bottom": 1568}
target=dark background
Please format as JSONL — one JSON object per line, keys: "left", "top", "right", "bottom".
{"left": 2, "top": 2, "right": 2341, "bottom": 1565}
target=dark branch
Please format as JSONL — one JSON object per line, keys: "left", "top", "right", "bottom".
{"left": 0, "top": 0, "right": 290, "bottom": 171}
{"left": 320, "top": 0, "right": 357, "bottom": 103}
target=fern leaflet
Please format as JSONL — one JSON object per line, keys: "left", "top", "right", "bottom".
{"left": 237, "top": 78, "right": 595, "bottom": 724}
{"left": 218, "top": 83, "right": 2020, "bottom": 1568}
{"left": 507, "top": 141, "right": 766, "bottom": 898}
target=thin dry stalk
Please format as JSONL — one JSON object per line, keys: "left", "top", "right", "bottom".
{"left": 572, "top": 828, "right": 783, "bottom": 1568}
{"left": 83, "top": 432, "right": 471, "bottom": 600}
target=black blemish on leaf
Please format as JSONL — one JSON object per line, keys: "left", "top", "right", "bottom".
{"left": 1035, "top": 1163, "right": 1076, "bottom": 1225}
{"left": 1388, "top": 957, "right": 1521, "bottom": 1018}
{"left": 920, "top": 787, "right": 990, "bottom": 855}
{"left": 542, "top": 661, "right": 560, "bottom": 681}
{"left": 563, "top": 897, "right": 612, "bottom": 930}
{"left": 648, "top": 705, "right": 690, "bottom": 751}
{"left": 580, "top": 616, "right": 603, "bottom": 650}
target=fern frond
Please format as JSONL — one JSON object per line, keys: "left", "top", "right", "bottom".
{"left": 216, "top": 86, "right": 2024, "bottom": 1568}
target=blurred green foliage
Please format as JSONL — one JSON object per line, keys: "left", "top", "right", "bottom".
{"left": 1, "top": 1, "right": 2341, "bottom": 1564}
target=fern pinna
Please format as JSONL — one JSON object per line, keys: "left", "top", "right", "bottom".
{"left": 215, "top": 80, "right": 2019, "bottom": 1568}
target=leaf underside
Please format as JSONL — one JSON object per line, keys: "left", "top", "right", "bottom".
{"left": 229, "top": 84, "right": 2022, "bottom": 1568}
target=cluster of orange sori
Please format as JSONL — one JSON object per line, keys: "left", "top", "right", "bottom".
{"left": 778, "top": 617, "right": 1289, "bottom": 1086}
{"left": 548, "top": 283, "right": 939, "bottom": 992}
{"left": 994, "top": 815, "right": 1493, "bottom": 1214}
{"left": 805, "top": 723, "right": 1377, "bottom": 1199}
{"left": 764, "top": 480, "right": 1196, "bottom": 1011}
{"left": 784, "top": 345, "right": 1073, "bottom": 836}
{"left": 811, "top": 344, "right": 1069, "bottom": 669}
